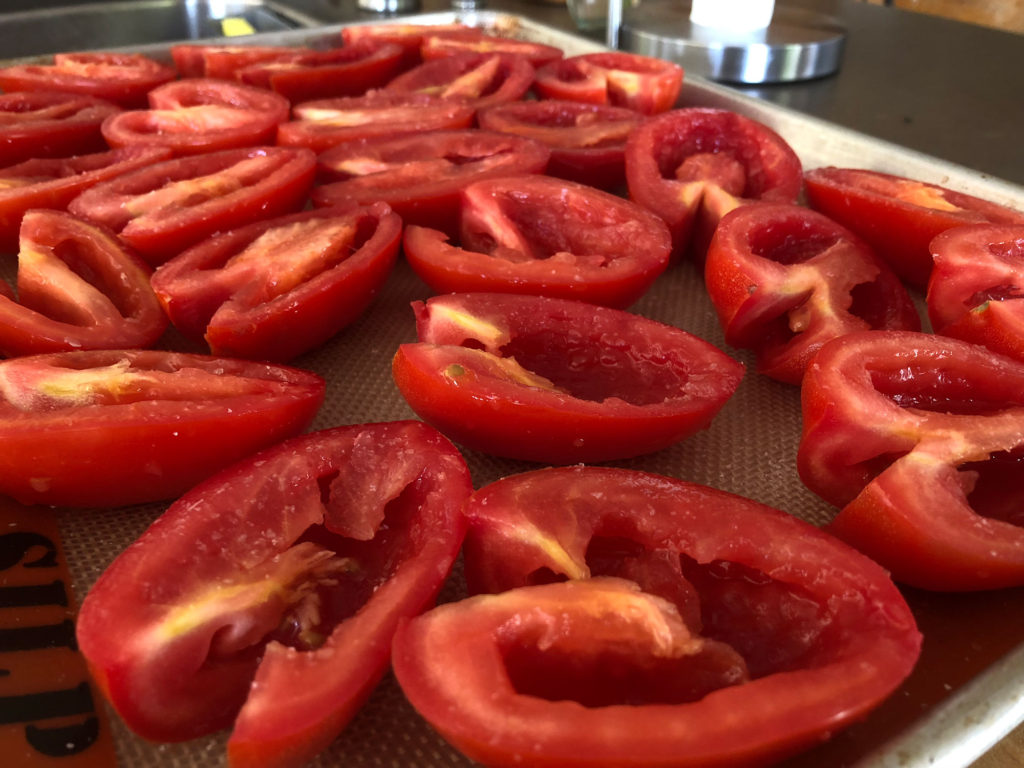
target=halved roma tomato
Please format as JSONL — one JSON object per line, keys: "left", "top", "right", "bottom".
{"left": 0, "top": 349, "right": 324, "bottom": 508}
{"left": 236, "top": 40, "right": 404, "bottom": 102}
{"left": 533, "top": 51, "right": 683, "bottom": 116}
{"left": 804, "top": 167, "right": 1024, "bottom": 288}
{"left": 0, "top": 52, "right": 177, "bottom": 108}
{"left": 311, "top": 130, "right": 550, "bottom": 234}
{"left": 0, "top": 210, "right": 167, "bottom": 356}
{"left": 402, "top": 175, "right": 670, "bottom": 307}
{"left": 0, "top": 146, "right": 171, "bottom": 252}
{"left": 394, "top": 465, "right": 921, "bottom": 768}
{"left": 0, "top": 91, "right": 120, "bottom": 167}
{"left": 704, "top": 203, "right": 920, "bottom": 384}
{"left": 340, "top": 22, "right": 473, "bottom": 68}
{"left": 477, "top": 99, "right": 644, "bottom": 190}
{"left": 170, "top": 43, "right": 297, "bottom": 79}
{"left": 392, "top": 293, "right": 743, "bottom": 463}
{"left": 421, "top": 32, "right": 563, "bottom": 68}
{"left": 277, "top": 91, "right": 475, "bottom": 153}
{"left": 798, "top": 330, "right": 1024, "bottom": 591}
{"left": 68, "top": 146, "right": 316, "bottom": 266}
{"left": 927, "top": 224, "right": 1024, "bottom": 363}
{"left": 626, "top": 107, "right": 803, "bottom": 260}
{"left": 101, "top": 79, "right": 291, "bottom": 156}
{"left": 76, "top": 420, "right": 471, "bottom": 768}
{"left": 150, "top": 203, "right": 401, "bottom": 362}
{"left": 384, "top": 52, "right": 535, "bottom": 111}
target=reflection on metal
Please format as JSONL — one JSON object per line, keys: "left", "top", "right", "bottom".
{"left": 357, "top": 0, "right": 422, "bottom": 13}
{"left": 0, "top": 0, "right": 321, "bottom": 60}
{"left": 616, "top": 0, "right": 845, "bottom": 83}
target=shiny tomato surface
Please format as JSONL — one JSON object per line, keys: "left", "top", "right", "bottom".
{"left": 799, "top": 330, "right": 1024, "bottom": 590}
{"left": 927, "top": 224, "right": 1024, "bottom": 363}
{"left": 704, "top": 203, "right": 920, "bottom": 383}
{"left": 402, "top": 175, "right": 671, "bottom": 307}
{"left": 68, "top": 146, "right": 316, "bottom": 265}
{"left": 0, "top": 349, "right": 324, "bottom": 508}
{"left": 0, "top": 210, "right": 167, "bottom": 356}
{"left": 394, "top": 465, "right": 921, "bottom": 768}
{"left": 76, "top": 421, "right": 471, "bottom": 768}
{"left": 312, "top": 130, "right": 550, "bottom": 234}
{"left": 805, "top": 167, "right": 1024, "bottom": 288}
{"left": 151, "top": 203, "right": 402, "bottom": 361}
{"left": 392, "top": 293, "right": 743, "bottom": 463}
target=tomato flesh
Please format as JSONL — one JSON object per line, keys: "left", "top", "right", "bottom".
{"left": 392, "top": 293, "right": 743, "bottom": 463}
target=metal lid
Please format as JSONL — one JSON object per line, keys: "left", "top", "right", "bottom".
{"left": 618, "top": 1, "right": 846, "bottom": 83}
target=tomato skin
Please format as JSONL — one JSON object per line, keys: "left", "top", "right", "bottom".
{"left": 151, "top": 203, "right": 402, "bottom": 362}
{"left": 340, "top": 23, "right": 474, "bottom": 69}
{"left": 477, "top": 99, "right": 644, "bottom": 190}
{"left": 0, "top": 90, "right": 121, "bottom": 167}
{"left": 804, "top": 167, "right": 1024, "bottom": 288}
{"left": 170, "top": 44, "right": 296, "bottom": 79}
{"left": 278, "top": 91, "right": 475, "bottom": 153}
{"left": 311, "top": 130, "right": 550, "bottom": 235}
{"left": 421, "top": 33, "right": 563, "bottom": 68}
{"left": 236, "top": 40, "right": 404, "bottom": 102}
{"left": 68, "top": 146, "right": 316, "bottom": 266}
{"left": 394, "top": 465, "right": 921, "bottom": 768}
{"left": 101, "top": 79, "right": 292, "bottom": 156}
{"left": 533, "top": 52, "right": 683, "bottom": 116}
{"left": 0, "top": 146, "right": 172, "bottom": 252}
{"left": 402, "top": 175, "right": 671, "bottom": 307}
{"left": 392, "top": 293, "right": 743, "bottom": 463}
{"left": 0, "top": 210, "right": 167, "bottom": 356}
{"left": 625, "top": 107, "right": 802, "bottom": 260}
{"left": 704, "top": 203, "right": 920, "bottom": 383}
{"left": 798, "top": 330, "right": 1024, "bottom": 590}
{"left": 384, "top": 52, "right": 535, "bottom": 111}
{"left": 0, "top": 53, "right": 177, "bottom": 108}
{"left": 76, "top": 420, "right": 470, "bottom": 766}
{"left": 0, "top": 349, "right": 324, "bottom": 508}
{"left": 926, "top": 224, "right": 1024, "bottom": 362}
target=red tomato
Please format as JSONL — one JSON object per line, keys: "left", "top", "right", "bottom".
{"left": 0, "top": 91, "right": 120, "bottom": 167}
{"left": 150, "top": 203, "right": 401, "bottom": 362}
{"left": 533, "top": 51, "right": 683, "bottom": 116}
{"left": 805, "top": 167, "right": 1024, "bottom": 288}
{"left": 477, "top": 99, "right": 644, "bottom": 190}
{"left": 0, "top": 52, "right": 177, "bottom": 108}
{"left": 392, "top": 293, "right": 743, "bottom": 463}
{"left": 68, "top": 146, "right": 316, "bottom": 266}
{"left": 101, "top": 79, "right": 291, "bottom": 156}
{"left": 0, "top": 146, "right": 172, "bottom": 252}
{"left": 0, "top": 210, "right": 167, "bottom": 356}
{"left": 311, "top": 130, "right": 550, "bottom": 235}
{"left": 402, "top": 175, "right": 671, "bottom": 307}
{"left": 927, "top": 224, "right": 1024, "bottom": 363}
{"left": 170, "top": 44, "right": 299, "bottom": 80}
{"left": 277, "top": 91, "right": 475, "bottom": 153}
{"left": 384, "top": 52, "right": 535, "bottom": 111}
{"left": 0, "top": 349, "right": 324, "bottom": 508}
{"left": 236, "top": 40, "right": 404, "bottom": 102}
{"left": 76, "top": 420, "right": 471, "bottom": 768}
{"left": 421, "top": 32, "right": 563, "bottom": 68}
{"left": 798, "top": 330, "right": 1024, "bottom": 591}
{"left": 395, "top": 465, "right": 921, "bottom": 768}
{"left": 704, "top": 203, "right": 920, "bottom": 384}
{"left": 625, "top": 107, "right": 803, "bottom": 260}
{"left": 340, "top": 23, "right": 474, "bottom": 69}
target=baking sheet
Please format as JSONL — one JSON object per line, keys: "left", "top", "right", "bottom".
{"left": 4, "top": 11, "right": 1022, "bottom": 768}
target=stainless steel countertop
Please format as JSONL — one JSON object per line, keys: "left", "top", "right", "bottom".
{"left": 276, "top": 0, "right": 1024, "bottom": 186}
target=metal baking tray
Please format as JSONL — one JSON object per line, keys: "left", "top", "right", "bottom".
{"left": 4, "top": 11, "right": 1022, "bottom": 768}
